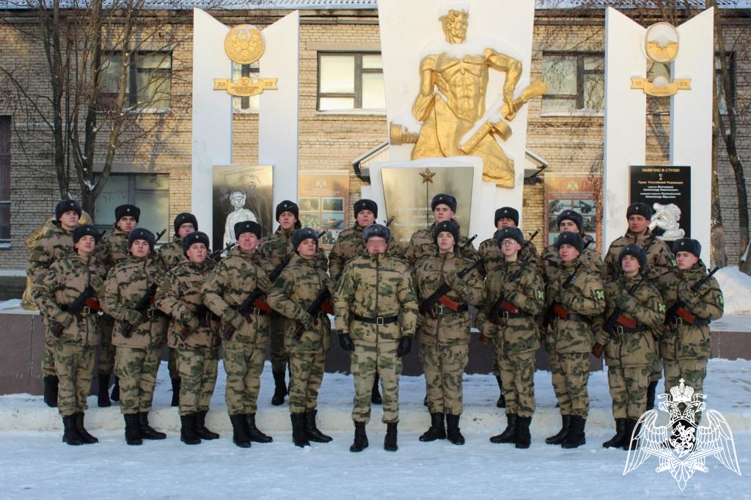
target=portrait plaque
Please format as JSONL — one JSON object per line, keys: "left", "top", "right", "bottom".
{"left": 630, "top": 166, "right": 691, "bottom": 238}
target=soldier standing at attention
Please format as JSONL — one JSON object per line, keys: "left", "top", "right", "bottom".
{"left": 26, "top": 199, "right": 81, "bottom": 408}
{"left": 31, "top": 225, "right": 104, "bottom": 446}
{"left": 202, "top": 221, "right": 274, "bottom": 448}
{"left": 267, "top": 228, "right": 334, "bottom": 448}
{"left": 334, "top": 224, "right": 418, "bottom": 453}
{"left": 102, "top": 228, "right": 168, "bottom": 445}
{"left": 255, "top": 201, "right": 328, "bottom": 407}
{"left": 592, "top": 245, "right": 664, "bottom": 450}
{"left": 541, "top": 209, "right": 605, "bottom": 281}
{"left": 477, "top": 227, "right": 545, "bottom": 449}
{"left": 158, "top": 212, "right": 200, "bottom": 407}
{"left": 95, "top": 204, "right": 140, "bottom": 407}
{"left": 413, "top": 220, "right": 485, "bottom": 445}
{"left": 156, "top": 231, "right": 221, "bottom": 445}
{"left": 544, "top": 232, "right": 605, "bottom": 449}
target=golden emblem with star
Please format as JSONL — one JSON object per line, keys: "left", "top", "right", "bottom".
{"left": 225, "top": 25, "right": 265, "bottom": 65}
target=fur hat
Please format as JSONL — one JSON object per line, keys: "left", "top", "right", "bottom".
{"left": 182, "top": 231, "right": 210, "bottom": 252}
{"left": 363, "top": 223, "right": 391, "bottom": 243}
{"left": 494, "top": 207, "right": 519, "bottom": 227}
{"left": 433, "top": 220, "right": 460, "bottom": 245}
{"left": 496, "top": 227, "right": 524, "bottom": 248}
{"left": 55, "top": 200, "right": 82, "bottom": 220}
{"left": 173, "top": 212, "right": 198, "bottom": 234}
{"left": 431, "top": 193, "right": 457, "bottom": 213}
{"left": 354, "top": 199, "right": 378, "bottom": 220}
{"left": 556, "top": 209, "right": 583, "bottom": 232}
{"left": 234, "top": 220, "right": 262, "bottom": 241}
{"left": 292, "top": 227, "right": 318, "bottom": 251}
{"left": 618, "top": 244, "right": 647, "bottom": 269}
{"left": 128, "top": 228, "right": 156, "bottom": 251}
{"left": 115, "top": 204, "right": 140, "bottom": 223}
{"left": 555, "top": 231, "right": 584, "bottom": 253}
{"left": 276, "top": 200, "right": 299, "bottom": 221}
{"left": 73, "top": 225, "right": 101, "bottom": 244}
{"left": 627, "top": 202, "right": 653, "bottom": 220}
{"left": 672, "top": 238, "right": 701, "bottom": 259}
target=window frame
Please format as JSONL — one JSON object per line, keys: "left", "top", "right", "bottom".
{"left": 316, "top": 51, "right": 384, "bottom": 112}
{"left": 541, "top": 51, "right": 605, "bottom": 116}
{"left": 102, "top": 50, "right": 173, "bottom": 112}
{"left": 93, "top": 173, "right": 170, "bottom": 236}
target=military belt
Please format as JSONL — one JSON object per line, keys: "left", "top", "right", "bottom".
{"left": 431, "top": 304, "right": 469, "bottom": 316}
{"left": 354, "top": 314, "right": 399, "bottom": 325}
{"left": 613, "top": 324, "right": 648, "bottom": 336}
{"left": 552, "top": 304, "right": 588, "bottom": 322}
{"left": 498, "top": 309, "right": 531, "bottom": 320}
{"left": 672, "top": 316, "right": 710, "bottom": 327}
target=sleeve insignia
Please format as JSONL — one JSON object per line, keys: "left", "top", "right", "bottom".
{"left": 595, "top": 290, "right": 605, "bottom": 301}
{"left": 658, "top": 303, "right": 666, "bottom": 313}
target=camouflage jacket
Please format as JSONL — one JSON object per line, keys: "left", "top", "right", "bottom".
{"left": 478, "top": 230, "right": 541, "bottom": 277}
{"left": 157, "top": 236, "right": 186, "bottom": 270}
{"left": 542, "top": 233, "right": 605, "bottom": 283}
{"left": 255, "top": 227, "right": 328, "bottom": 276}
{"left": 102, "top": 256, "right": 167, "bottom": 349}
{"left": 267, "top": 254, "right": 334, "bottom": 354}
{"left": 476, "top": 259, "right": 545, "bottom": 354}
{"left": 26, "top": 221, "right": 74, "bottom": 285}
{"left": 604, "top": 230, "right": 675, "bottom": 283}
{"left": 96, "top": 226, "right": 130, "bottom": 270}
{"left": 545, "top": 257, "right": 606, "bottom": 354}
{"left": 413, "top": 252, "right": 486, "bottom": 346}
{"left": 333, "top": 252, "right": 418, "bottom": 344}
{"left": 328, "top": 224, "right": 405, "bottom": 281}
{"left": 657, "top": 261, "right": 723, "bottom": 360}
{"left": 201, "top": 246, "right": 273, "bottom": 346}
{"left": 404, "top": 220, "right": 479, "bottom": 267}
{"left": 31, "top": 253, "right": 105, "bottom": 346}
{"left": 592, "top": 274, "right": 664, "bottom": 367}
{"left": 156, "top": 260, "right": 220, "bottom": 349}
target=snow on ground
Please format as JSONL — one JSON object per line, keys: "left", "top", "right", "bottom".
{"left": 716, "top": 266, "right": 751, "bottom": 314}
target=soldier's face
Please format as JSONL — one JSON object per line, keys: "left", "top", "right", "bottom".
{"left": 279, "top": 212, "right": 297, "bottom": 230}
{"left": 628, "top": 215, "right": 649, "bottom": 234}
{"left": 676, "top": 251, "right": 699, "bottom": 270}
{"left": 559, "top": 219, "right": 579, "bottom": 233}
{"left": 187, "top": 243, "right": 207, "bottom": 264}
{"left": 497, "top": 218, "right": 516, "bottom": 230}
{"left": 178, "top": 223, "right": 195, "bottom": 238}
{"left": 501, "top": 238, "right": 521, "bottom": 258}
{"left": 117, "top": 216, "right": 138, "bottom": 233}
{"left": 75, "top": 235, "right": 96, "bottom": 255}
{"left": 59, "top": 211, "right": 80, "bottom": 231}
{"left": 433, "top": 205, "right": 454, "bottom": 223}
{"left": 365, "top": 237, "right": 388, "bottom": 255}
{"left": 238, "top": 232, "right": 259, "bottom": 253}
{"left": 131, "top": 239, "right": 151, "bottom": 258}
{"left": 437, "top": 231, "right": 455, "bottom": 252}
{"left": 621, "top": 255, "right": 641, "bottom": 276}
{"left": 356, "top": 210, "right": 375, "bottom": 228}
{"left": 559, "top": 244, "right": 580, "bottom": 262}
{"left": 297, "top": 238, "right": 317, "bottom": 259}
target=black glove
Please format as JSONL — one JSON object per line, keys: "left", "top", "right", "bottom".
{"left": 338, "top": 333, "right": 354, "bottom": 351}
{"left": 397, "top": 336, "right": 412, "bottom": 358}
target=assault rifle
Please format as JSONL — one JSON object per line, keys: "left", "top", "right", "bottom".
{"left": 602, "top": 273, "right": 648, "bottom": 340}
{"left": 51, "top": 270, "right": 108, "bottom": 337}
{"left": 210, "top": 242, "right": 236, "bottom": 260}
{"left": 664, "top": 267, "right": 720, "bottom": 328}
{"left": 487, "top": 230, "right": 540, "bottom": 326}
{"left": 293, "top": 288, "right": 335, "bottom": 340}
{"left": 419, "top": 257, "right": 485, "bottom": 318}
{"left": 120, "top": 282, "right": 160, "bottom": 338}
{"left": 543, "top": 261, "right": 585, "bottom": 328}
{"left": 155, "top": 229, "right": 167, "bottom": 244}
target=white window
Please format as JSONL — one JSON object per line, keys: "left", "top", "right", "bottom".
{"left": 317, "top": 52, "right": 385, "bottom": 111}
{"left": 102, "top": 51, "right": 172, "bottom": 111}
{"left": 542, "top": 52, "right": 604, "bottom": 114}
{"left": 94, "top": 174, "right": 170, "bottom": 238}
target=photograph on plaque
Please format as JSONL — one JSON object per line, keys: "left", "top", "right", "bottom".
{"left": 544, "top": 175, "right": 602, "bottom": 250}
{"left": 381, "top": 166, "right": 473, "bottom": 246}
{"left": 298, "top": 171, "right": 350, "bottom": 251}
{"left": 630, "top": 166, "right": 691, "bottom": 240}
{"left": 212, "top": 165, "right": 273, "bottom": 252}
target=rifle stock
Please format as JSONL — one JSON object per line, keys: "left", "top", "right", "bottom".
{"left": 487, "top": 230, "right": 540, "bottom": 325}
{"left": 419, "top": 258, "right": 484, "bottom": 316}
{"left": 664, "top": 267, "right": 720, "bottom": 326}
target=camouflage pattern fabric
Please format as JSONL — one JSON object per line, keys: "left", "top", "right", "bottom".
{"left": 54, "top": 343, "right": 95, "bottom": 417}
{"left": 328, "top": 224, "right": 404, "bottom": 281}
{"left": 419, "top": 344, "right": 469, "bottom": 415}
{"left": 222, "top": 341, "right": 266, "bottom": 415}
{"left": 499, "top": 351, "right": 537, "bottom": 417}
{"left": 176, "top": 346, "right": 219, "bottom": 416}
{"left": 288, "top": 351, "right": 327, "bottom": 413}
{"left": 606, "top": 365, "right": 650, "bottom": 419}
{"left": 114, "top": 346, "right": 161, "bottom": 415}
{"left": 351, "top": 342, "right": 402, "bottom": 423}
{"left": 97, "top": 316, "right": 116, "bottom": 375}
{"left": 478, "top": 230, "right": 541, "bottom": 277}
{"left": 541, "top": 233, "right": 605, "bottom": 283}
{"left": 404, "top": 220, "right": 479, "bottom": 266}
{"left": 156, "top": 235, "right": 185, "bottom": 379}
{"left": 604, "top": 229, "right": 676, "bottom": 283}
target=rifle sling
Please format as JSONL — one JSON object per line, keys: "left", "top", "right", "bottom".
{"left": 427, "top": 304, "right": 469, "bottom": 316}
{"left": 552, "top": 303, "right": 588, "bottom": 322}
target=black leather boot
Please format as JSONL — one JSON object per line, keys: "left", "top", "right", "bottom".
{"left": 419, "top": 413, "right": 446, "bottom": 442}
{"left": 371, "top": 374, "right": 382, "bottom": 405}
{"left": 138, "top": 412, "right": 166, "bottom": 440}
{"left": 561, "top": 415, "right": 586, "bottom": 449}
{"left": 272, "top": 370, "right": 288, "bottom": 406}
{"left": 490, "top": 414, "right": 517, "bottom": 444}
{"left": 349, "top": 421, "right": 368, "bottom": 452}
{"left": 97, "top": 373, "right": 111, "bottom": 408}
{"left": 646, "top": 380, "right": 658, "bottom": 411}
{"left": 43, "top": 375, "right": 59, "bottom": 408}
{"left": 110, "top": 376, "right": 120, "bottom": 402}
{"left": 603, "top": 418, "right": 628, "bottom": 449}
{"left": 246, "top": 413, "right": 273, "bottom": 443}
{"left": 170, "top": 378, "right": 180, "bottom": 407}
{"left": 124, "top": 413, "right": 143, "bottom": 446}
{"left": 624, "top": 418, "right": 641, "bottom": 451}
{"left": 230, "top": 414, "right": 251, "bottom": 448}
{"left": 291, "top": 413, "right": 310, "bottom": 448}
{"left": 74, "top": 412, "right": 98, "bottom": 444}
{"left": 545, "top": 414, "right": 572, "bottom": 445}
{"left": 180, "top": 414, "right": 201, "bottom": 445}
{"left": 62, "top": 414, "right": 83, "bottom": 446}
{"left": 515, "top": 416, "right": 532, "bottom": 449}
{"left": 496, "top": 375, "right": 506, "bottom": 408}
{"left": 446, "top": 414, "right": 465, "bottom": 445}
{"left": 305, "top": 409, "right": 332, "bottom": 443}
{"left": 384, "top": 422, "right": 398, "bottom": 452}
{"left": 195, "top": 410, "right": 219, "bottom": 440}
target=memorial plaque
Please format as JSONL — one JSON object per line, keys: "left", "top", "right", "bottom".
{"left": 544, "top": 175, "right": 602, "bottom": 250}
{"left": 298, "top": 171, "right": 350, "bottom": 251}
{"left": 630, "top": 166, "right": 691, "bottom": 239}
{"left": 381, "top": 166, "right": 474, "bottom": 246}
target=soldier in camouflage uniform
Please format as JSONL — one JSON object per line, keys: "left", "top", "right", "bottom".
{"left": 267, "top": 228, "right": 335, "bottom": 448}
{"left": 333, "top": 224, "right": 418, "bottom": 452}
{"left": 413, "top": 220, "right": 486, "bottom": 445}
{"left": 158, "top": 212, "right": 200, "bottom": 407}
{"left": 544, "top": 232, "right": 605, "bottom": 449}
{"left": 26, "top": 199, "right": 80, "bottom": 408}
{"left": 541, "top": 209, "right": 605, "bottom": 281}
{"left": 404, "top": 193, "right": 479, "bottom": 266}
{"left": 94, "top": 204, "right": 140, "bottom": 407}
{"left": 477, "top": 227, "right": 545, "bottom": 449}
{"left": 592, "top": 245, "right": 664, "bottom": 450}
{"left": 102, "top": 228, "right": 168, "bottom": 445}
{"left": 202, "top": 221, "right": 274, "bottom": 448}
{"left": 156, "top": 231, "right": 221, "bottom": 445}
{"left": 255, "top": 201, "right": 328, "bottom": 407}
{"left": 31, "top": 225, "right": 104, "bottom": 446}
{"left": 604, "top": 202, "right": 676, "bottom": 411}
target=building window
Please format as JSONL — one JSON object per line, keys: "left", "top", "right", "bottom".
{"left": 0, "top": 117, "right": 10, "bottom": 246}
{"left": 716, "top": 52, "right": 735, "bottom": 114}
{"left": 542, "top": 52, "right": 604, "bottom": 114}
{"left": 101, "top": 51, "right": 172, "bottom": 111}
{"left": 94, "top": 174, "right": 169, "bottom": 239}
{"left": 232, "top": 61, "right": 260, "bottom": 113}
{"left": 317, "top": 52, "right": 385, "bottom": 111}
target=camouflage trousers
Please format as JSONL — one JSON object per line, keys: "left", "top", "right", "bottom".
{"left": 491, "top": 339, "right": 501, "bottom": 378}
{"left": 351, "top": 341, "right": 402, "bottom": 424}
{"left": 650, "top": 359, "right": 663, "bottom": 384}
{"left": 97, "top": 316, "right": 116, "bottom": 375}
{"left": 419, "top": 343, "right": 469, "bottom": 416}
{"left": 288, "top": 350, "right": 326, "bottom": 414}
{"left": 176, "top": 346, "right": 219, "bottom": 416}
{"left": 607, "top": 364, "right": 649, "bottom": 419}
{"left": 54, "top": 343, "right": 95, "bottom": 417}
{"left": 223, "top": 340, "right": 265, "bottom": 416}
{"left": 549, "top": 351, "right": 590, "bottom": 418}
{"left": 664, "top": 358, "right": 707, "bottom": 422}
{"left": 42, "top": 337, "right": 56, "bottom": 377}
{"left": 270, "top": 314, "right": 289, "bottom": 373}
{"left": 114, "top": 346, "right": 161, "bottom": 415}
{"left": 168, "top": 348, "right": 179, "bottom": 380}
{"left": 498, "top": 350, "right": 536, "bottom": 418}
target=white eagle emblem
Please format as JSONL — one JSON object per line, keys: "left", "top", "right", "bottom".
{"left": 623, "top": 379, "right": 742, "bottom": 490}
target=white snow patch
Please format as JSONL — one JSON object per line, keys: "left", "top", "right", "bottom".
{"left": 391, "top": 109, "right": 424, "bottom": 134}
{"left": 716, "top": 266, "right": 751, "bottom": 314}
{"left": 437, "top": 0, "right": 471, "bottom": 17}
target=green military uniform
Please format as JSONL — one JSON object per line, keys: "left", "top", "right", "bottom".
{"left": 404, "top": 220, "right": 479, "bottom": 266}
{"left": 157, "top": 235, "right": 187, "bottom": 391}
{"left": 329, "top": 224, "right": 404, "bottom": 281}
{"left": 542, "top": 233, "right": 605, "bottom": 281}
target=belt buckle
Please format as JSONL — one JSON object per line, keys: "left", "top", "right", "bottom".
{"left": 252, "top": 307, "right": 260, "bottom": 316}
{"left": 376, "top": 316, "right": 384, "bottom": 326}
{"left": 502, "top": 311, "right": 510, "bottom": 320}
{"left": 82, "top": 306, "right": 91, "bottom": 315}
{"left": 147, "top": 309, "right": 155, "bottom": 319}
{"left": 432, "top": 305, "right": 444, "bottom": 316}
{"left": 674, "top": 317, "right": 684, "bottom": 326}
{"left": 615, "top": 325, "right": 624, "bottom": 336}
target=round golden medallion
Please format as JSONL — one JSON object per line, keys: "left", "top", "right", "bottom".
{"left": 224, "top": 25, "right": 265, "bottom": 65}
{"left": 645, "top": 22, "right": 679, "bottom": 64}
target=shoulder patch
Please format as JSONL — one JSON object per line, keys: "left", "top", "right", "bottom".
{"left": 594, "top": 289, "right": 605, "bottom": 301}
{"left": 536, "top": 289, "right": 545, "bottom": 301}
{"left": 658, "top": 303, "right": 666, "bottom": 313}
{"left": 718, "top": 295, "right": 724, "bottom": 306}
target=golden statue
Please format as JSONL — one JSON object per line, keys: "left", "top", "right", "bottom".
{"left": 390, "top": 5, "right": 546, "bottom": 188}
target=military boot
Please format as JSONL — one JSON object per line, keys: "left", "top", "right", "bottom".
{"left": 384, "top": 422, "right": 398, "bottom": 452}
{"left": 419, "top": 413, "right": 446, "bottom": 442}
{"left": 97, "top": 373, "right": 111, "bottom": 408}
{"left": 349, "top": 421, "right": 368, "bottom": 452}
{"left": 246, "top": 413, "right": 273, "bottom": 443}
{"left": 43, "top": 375, "right": 58, "bottom": 408}
{"left": 305, "top": 409, "right": 332, "bottom": 443}
{"left": 515, "top": 417, "right": 532, "bottom": 449}
{"left": 271, "top": 370, "right": 288, "bottom": 406}
{"left": 561, "top": 415, "right": 586, "bottom": 449}
{"left": 180, "top": 414, "right": 201, "bottom": 445}
{"left": 545, "top": 414, "right": 572, "bottom": 445}
{"left": 371, "top": 374, "right": 382, "bottom": 405}
{"left": 110, "top": 376, "right": 120, "bottom": 402}
{"left": 123, "top": 413, "right": 143, "bottom": 446}
{"left": 603, "top": 418, "right": 628, "bottom": 449}
{"left": 624, "top": 418, "right": 642, "bottom": 451}
{"left": 496, "top": 376, "right": 506, "bottom": 408}
{"left": 195, "top": 410, "right": 220, "bottom": 440}
{"left": 229, "top": 414, "right": 251, "bottom": 448}
{"left": 291, "top": 413, "right": 310, "bottom": 448}
{"left": 74, "top": 412, "right": 98, "bottom": 444}
{"left": 446, "top": 414, "right": 465, "bottom": 445}
{"left": 138, "top": 412, "right": 167, "bottom": 440}
{"left": 490, "top": 414, "right": 517, "bottom": 444}
{"left": 170, "top": 377, "right": 180, "bottom": 407}
{"left": 646, "top": 380, "right": 658, "bottom": 411}
{"left": 62, "top": 414, "right": 83, "bottom": 446}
